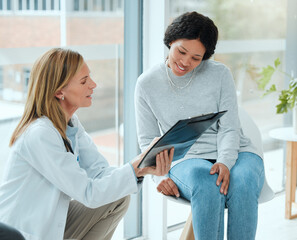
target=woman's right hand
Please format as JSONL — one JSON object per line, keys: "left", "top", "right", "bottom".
{"left": 132, "top": 148, "right": 174, "bottom": 177}
{"left": 210, "top": 162, "right": 230, "bottom": 195}
{"left": 131, "top": 137, "right": 174, "bottom": 177}
{"left": 157, "top": 178, "right": 180, "bottom": 198}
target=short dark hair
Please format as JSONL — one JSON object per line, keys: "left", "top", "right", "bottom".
{"left": 164, "top": 12, "right": 218, "bottom": 60}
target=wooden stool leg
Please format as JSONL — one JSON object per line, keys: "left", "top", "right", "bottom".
{"left": 285, "top": 141, "right": 297, "bottom": 219}
{"left": 180, "top": 213, "right": 195, "bottom": 240}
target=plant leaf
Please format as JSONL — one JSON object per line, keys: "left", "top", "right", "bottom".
{"left": 274, "top": 58, "right": 281, "bottom": 68}
{"left": 263, "top": 84, "right": 277, "bottom": 96}
{"left": 276, "top": 90, "right": 291, "bottom": 114}
{"left": 257, "top": 65, "right": 275, "bottom": 90}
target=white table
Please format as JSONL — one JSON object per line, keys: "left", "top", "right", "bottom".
{"left": 270, "top": 127, "right": 297, "bottom": 219}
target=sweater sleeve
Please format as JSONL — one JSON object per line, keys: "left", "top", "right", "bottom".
{"left": 135, "top": 80, "right": 161, "bottom": 152}
{"left": 216, "top": 68, "right": 241, "bottom": 170}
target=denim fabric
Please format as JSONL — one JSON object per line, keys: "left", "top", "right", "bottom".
{"left": 169, "top": 152, "right": 264, "bottom": 240}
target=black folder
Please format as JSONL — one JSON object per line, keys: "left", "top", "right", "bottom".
{"left": 137, "top": 110, "right": 227, "bottom": 168}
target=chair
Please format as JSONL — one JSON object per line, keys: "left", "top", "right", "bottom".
{"left": 162, "top": 107, "right": 275, "bottom": 239}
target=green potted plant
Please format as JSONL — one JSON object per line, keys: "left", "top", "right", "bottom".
{"left": 257, "top": 58, "right": 297, "bottom": 132}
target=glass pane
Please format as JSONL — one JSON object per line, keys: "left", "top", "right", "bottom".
{"left": 0, "top": 0, "right": 124, "bottom": 179}
{"left": 65, "top": 2, "right": 124, "bottom": 166}
{"left": 169, "top": 0, "right": 286, "bottom": 150}
{"left": 0, "top": 1, "right": 133, "bottom": 238}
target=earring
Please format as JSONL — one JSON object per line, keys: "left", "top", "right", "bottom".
{"left": 61, "top": 96, "right": 64, "bottom": 101}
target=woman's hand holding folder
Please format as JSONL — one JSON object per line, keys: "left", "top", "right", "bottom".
{"left": 132, "top": 138, "right": 175, "bottom": 178}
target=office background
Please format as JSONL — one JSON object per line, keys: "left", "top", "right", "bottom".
{"left": 0, "top": 0, "right": 296, "bottom": 239}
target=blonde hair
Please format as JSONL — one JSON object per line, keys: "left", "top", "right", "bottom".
{"left": 10, "top": 48, "right": 84, "bottom": 146}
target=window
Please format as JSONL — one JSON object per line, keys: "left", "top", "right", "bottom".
{"left": 0, "top": 2, "right": 140, "bottom": 239}
{"left": 0, "top": 67, "right": 3, "bottom": 97}
{"left": 169, "top": 0, "right": 286, "bottom": 150}
{"left": 0, "top": 0, "right": 11, "bottom": 10}
{"left": 23, "top": 68, "right": 30, "bottom": 95}
{"left": 142, "top": 1, "right": 288, "bottom": 239}
{"left": 0, "top": 0, "right": 125, "bottom": 187}
{"left": 0, "top": 0, "right": 124, "bottom": 13}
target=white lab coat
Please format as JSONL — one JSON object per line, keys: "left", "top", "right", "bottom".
{"left": 0, "top": 115, "right": 138, "bottom": 240}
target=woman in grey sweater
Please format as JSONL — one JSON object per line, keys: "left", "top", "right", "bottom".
{"left": 135, "top": 12, "right": 265, "bottom": 240}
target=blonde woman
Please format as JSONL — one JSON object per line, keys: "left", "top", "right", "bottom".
{"left": 0, "top": 48, "right": 174, "bottom": 240}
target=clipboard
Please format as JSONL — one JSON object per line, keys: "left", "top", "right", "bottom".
{"left": 137, "top": 110, "right": 227, "bottom": 168}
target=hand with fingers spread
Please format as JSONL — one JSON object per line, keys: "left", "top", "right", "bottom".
{"left": 210, "top": 162, "right": 230, "bottom": 195}
{"left": 157, "top": 178, "right": 180, "bottom": 198}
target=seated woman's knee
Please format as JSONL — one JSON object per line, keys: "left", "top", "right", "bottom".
{"left": 190, "top": 169, "right": 222, "bottom": 198}
{"left": 229, "top": 171, "right": 259, "bottom": 197}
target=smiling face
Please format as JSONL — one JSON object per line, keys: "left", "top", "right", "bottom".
{"left": 56, "top": 62, "right": 96, "bottom": 118}
{"left": 167, "top": 39, "right": 206, "bottom": 77}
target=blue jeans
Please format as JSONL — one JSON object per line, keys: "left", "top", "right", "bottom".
{"left": 169, "top": 152, "right": 264, "bottom": 240}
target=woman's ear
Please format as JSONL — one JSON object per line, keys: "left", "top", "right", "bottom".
{"left": 55, "top": 90, "right": 64, "bottom": 100}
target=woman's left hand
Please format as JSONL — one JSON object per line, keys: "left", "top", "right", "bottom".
{"left": 210, "top": 163, "right": 230, "bottom": 195}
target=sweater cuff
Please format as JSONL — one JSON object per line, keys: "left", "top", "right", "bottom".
{"left": 217, "top": 159, "right": 236, "bottom": 170}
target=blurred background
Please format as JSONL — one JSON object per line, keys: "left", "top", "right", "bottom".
{"left": 0, "top": 0, "right": 293, "bottom": 239}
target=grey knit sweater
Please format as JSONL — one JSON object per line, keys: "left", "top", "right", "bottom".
{"left": 134, "top": 59, "right": 258, "bottom": 170}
